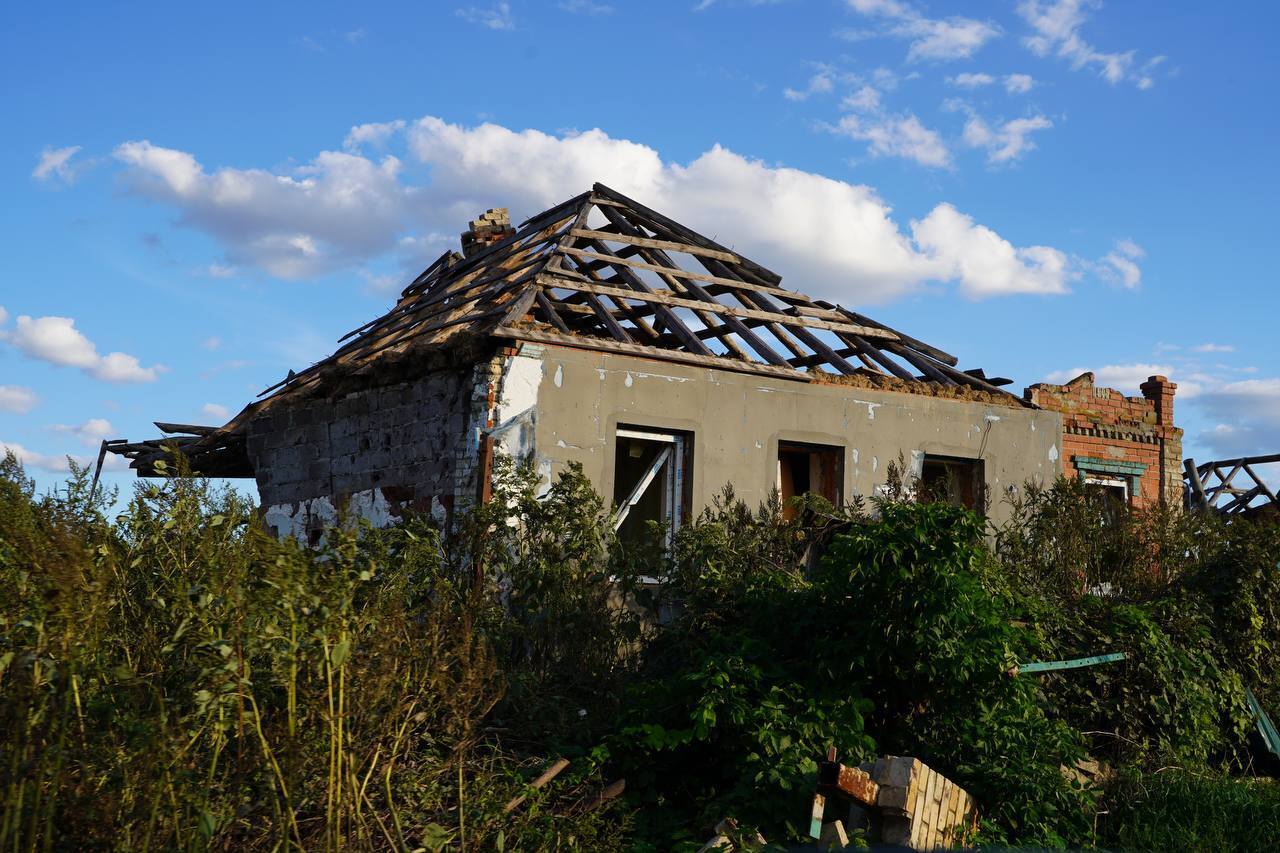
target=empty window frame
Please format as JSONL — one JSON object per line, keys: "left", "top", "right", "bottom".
{"left": 1084, "top": 473, "right": 1130, "bottom": 524}
{"left": 920, "top": 455, "right": 985, "bottom": 513}
{"left": 777, "top": 441, "right": 844, "bottom": 520}
{"left": 612, "top": 426, "right": 691, "bottom": 548}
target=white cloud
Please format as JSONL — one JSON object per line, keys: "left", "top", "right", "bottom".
{"left": 202, "top": 336, "right": 222, "bottom": 351}
{"left": 115, "top": 140, "right": 408, "bottom": 279}
{"left": 344, "top": 28, "right": 367, "bottom": 44}
{"left": 207, "top": 263, "right": 237, "bottom": 278}
{"left": 1194, "top": 343, "right": 1234, "bottom": 354}
{"left": 32, "top": 145, "right": 83, "bottom": 183}
{"left": 911, "top": 204, "right": 1069, "bottom": 297}
{"left": 840, "top": 85, "right": 882, "bottom": 112}
{"left": 344, "top": 119, "right": 406, "bottom": 150}
{"left": 1, "top": 440, "right": 127, "bottom": 474}
{"left": 844, "top": 0, "right": 1000, "bottom": 61}
{"left": 0, "top": 305, "right": 8, "bottom": 325}
{"left": 833, "top": 112, "right": 952, "bottom": 168}
{"left": 1017, "top": 0, "right": 1157, "bottom": 88}
{"left": 1197, "top": 379, "right": 1280, "bottom": 458}
{"left": 784, "top": 68, "right": 837, "bottom": 101}
{"left": 0, "top": 386, "right": 39, "bottom": 414}
{"left": 1097, "top": 238, "right": 1144, "bottom": 288}
{"left": 960, "top": 111, "right": 1054, "bottom": 164}
{"left": 1004, "top": 73, "right": 1035, "bottom": 93}
{"left": 5, "top": 315, "right": 163, "bottom": 383}
{"left": 111, "top": 116, "right": 1075, "bottom": 304}
{"left": 948, "top": 72, "right": 995, "bottom": 88}
{"left": 49, "top": 418, "right": 115, "bottom": 447}
{"left": 200, "top": 402, "right": 231, "bottom": 421}
{"left": 1045, "top": 363, "right": 1176, "bottom": 395}
{"left": 456, "top": 3, "right": 515, "bottom": 30}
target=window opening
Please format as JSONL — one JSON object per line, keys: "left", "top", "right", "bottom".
{"left": 777, "top": 442, "right": 843, "bottom": 520}
{"left": 920, "top": 455, "right": 985, "bottom": 513}
{"left": 612, "top": 427, "right": 690, "bottom": 549}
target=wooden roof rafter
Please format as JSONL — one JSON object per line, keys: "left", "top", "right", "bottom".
{"left": 1184, "top": 454, "right": 1280, "bottom": 516}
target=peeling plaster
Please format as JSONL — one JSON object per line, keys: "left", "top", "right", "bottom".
{"left": 853, "top": 399, "right": 881, "bottom": 421}
{"left": 624, "top": 373, "right": 633, "bottom": 388}
{"left": 553, "top": 365, "right": 563, "bottom": 387}
{"left": 1048, "top": 444, "right": 1060, "bottom": 463}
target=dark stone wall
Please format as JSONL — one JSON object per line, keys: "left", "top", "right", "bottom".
{"left": 245, "top": 358, "right": 489, "bottom": 521}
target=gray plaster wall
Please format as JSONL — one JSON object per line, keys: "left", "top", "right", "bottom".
{"left": 519, "top": 343, "right": 1064, "bottom": 526}
{"left": 245, "top": 357, "right": 495, "bottom": 538}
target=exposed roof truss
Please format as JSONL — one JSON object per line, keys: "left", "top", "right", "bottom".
{"left": 261, "top": 183, "right": 1018, "bottom": 402}
{"left": 1185, "top": 454, "right": 1280, "bottom": 516}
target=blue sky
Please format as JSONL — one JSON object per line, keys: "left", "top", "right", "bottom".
{"left": 3, "top": 0, "right": 1278, "bottom": 500}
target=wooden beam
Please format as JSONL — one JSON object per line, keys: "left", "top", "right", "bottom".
{"left": 569, "top": 228, "right": 741, "bottom": 264}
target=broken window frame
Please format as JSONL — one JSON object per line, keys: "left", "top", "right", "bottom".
{"left": 611, "top": 426, "right": 691, "bottom": 553}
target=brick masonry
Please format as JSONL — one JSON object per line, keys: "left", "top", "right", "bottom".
{"left": 1024, "top": 372, "right": 1183, "bottom": 507}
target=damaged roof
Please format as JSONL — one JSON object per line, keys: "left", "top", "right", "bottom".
{"left": 264, "top": 183, "right": 1019, "bottom": 400}
{"left": 108, "top": 183, "right": 1028, "bottom": 477}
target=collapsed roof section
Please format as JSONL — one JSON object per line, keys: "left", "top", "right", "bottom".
{"left": 260, "top": 183, "right": 1021, "bottom": 403}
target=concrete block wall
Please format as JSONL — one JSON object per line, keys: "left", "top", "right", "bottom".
{"left": 1025, "top": 372, "right": 1184, "bottom": 508}
{"left": 246, "top": 355, "right": 496, "bottom": 539}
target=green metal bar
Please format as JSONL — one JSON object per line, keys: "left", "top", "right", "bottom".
{"left": 1246, "top": 687, "right": 1280, "bottom": 761}
{"left": 1019, "top": 652, "right": 1126, "bottom": 674}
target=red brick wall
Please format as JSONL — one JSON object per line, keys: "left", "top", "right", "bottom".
{"left": 1024, "top": 373, "right": 1184, "bottom": 508}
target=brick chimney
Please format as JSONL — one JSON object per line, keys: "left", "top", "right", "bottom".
{"left": 1139, "top": 375, "right": 1176, "bottom": 427}
{"left": 460, "top": 208, "right": 515, "bottom": 258}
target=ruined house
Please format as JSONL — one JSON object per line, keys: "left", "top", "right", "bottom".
{"left": 105, "top": 184, "right": 1186, "bottom": 541}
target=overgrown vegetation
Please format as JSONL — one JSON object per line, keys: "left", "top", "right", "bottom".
{"left": 3, "top": 452, "right": 1279, "bottom": 850}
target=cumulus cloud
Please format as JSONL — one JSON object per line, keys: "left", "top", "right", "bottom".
{"left": 4, "top": 315, "right": 163, "bottom": 383}
{"left": 32, "top": 145, "right": 83, "bottom": 184}
{"left": 911, "top": 204, "right": 1069, "bottom": 297}
{"left": 954, "top": 105, "right": 1053, "bottom": 163}
{"left": 1097, "top": 238, "right": 1144, "bottom": 288}
{"left": 115, "top": 140, "right": 408, "bottom": 279}
{"left": 344, "top": 119, "right": 406, "bottom": 150}
{"left": 111, "top": 116, "right": 1076, "bottom": 304}
{"left": 844, "top": 0, "right": 1000, "bottom": 61}
{"left": 456, "top": 2, "right": 515, "bottom": 30}
{"left": 0, "top": 386, "right": 39, "bottom": 414}
{"left": 49, "top": 418, "right": 115, "bottom": 447}
{"left": 1018, "top": 0, "right": 1161, "bottom": 88}
{"left": 200, "top": 402, "right": 231, "bottom": 421}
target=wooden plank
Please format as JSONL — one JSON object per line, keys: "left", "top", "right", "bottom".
{"left": 539, "top": 275, "right": 886, "bottom": 339}
{"left": 570, "top": 228, "right": 741, "bottom": 263}
{"left": 491, "top": 326, "right": 824, "bottom": 383}
{"left": 559, "top": 246, "right": 844, "bottom": 316}
{"left": 575, "top": 239, "right": 716, "bottom": 357}
{"left": 590, "top": 183, "right": 784, "bottom": 284}
{"left": 835, "top": 306, "right": 958, "bottom": 367}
